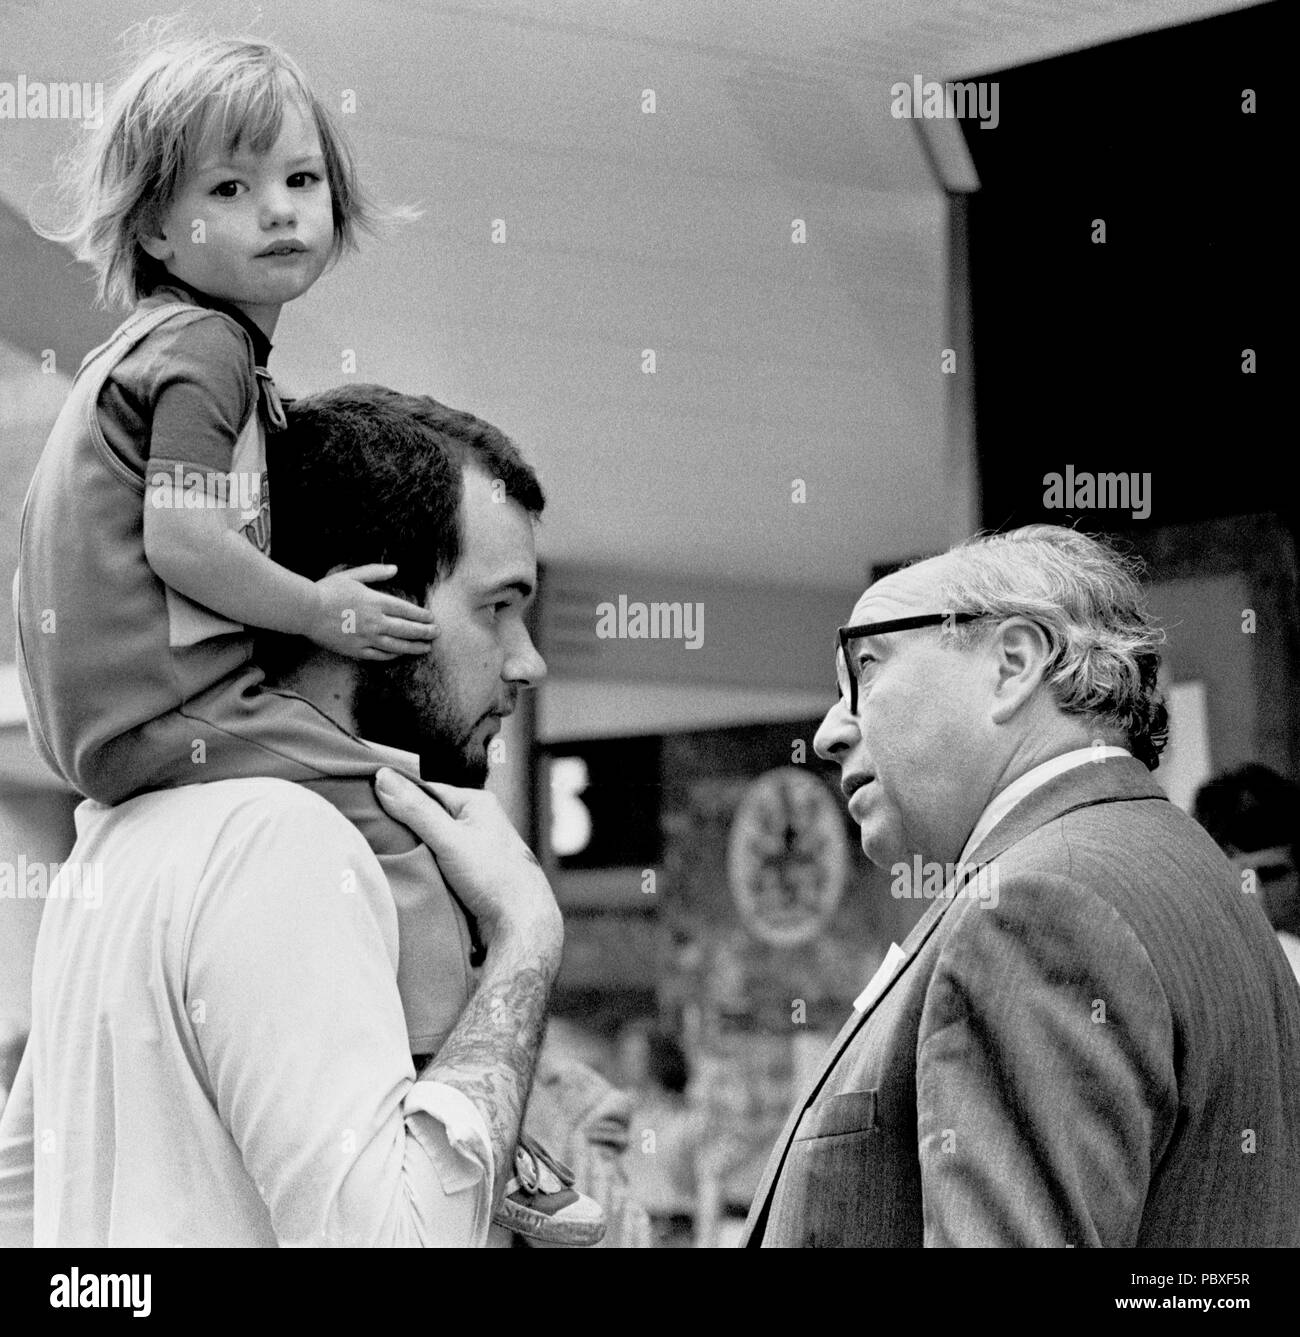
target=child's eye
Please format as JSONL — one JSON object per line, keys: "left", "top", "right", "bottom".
{"left": 210, "top": 180, "right": 245, "bottom": 199}
{"left": 287, "top": 171, "right": 322, "bottom": 188}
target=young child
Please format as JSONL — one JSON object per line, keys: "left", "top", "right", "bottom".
{"left": 14, "top": 33, "right": 600, "bottom": 1246}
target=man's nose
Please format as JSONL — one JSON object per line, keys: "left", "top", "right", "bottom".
{"left": 506, "top": 630, "right": 547, "bottom": 690}
{"left": 813, "top": 698, "right": 857, "bottom": 762}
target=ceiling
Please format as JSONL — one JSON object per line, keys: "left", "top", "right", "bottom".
{"left": 1, "top": 0, "right": 1251, "bottom": 592}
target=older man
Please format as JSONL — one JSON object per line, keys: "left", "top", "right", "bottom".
{"left": 744, "top": 525, "right": 1300, "bottom": 1248}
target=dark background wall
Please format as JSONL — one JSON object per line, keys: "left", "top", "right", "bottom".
{"left": 961, "top": 1, "right": 1283, "bottom": 536}
{"left": 955, "top": 3, "right": 1295, "bottom": 778}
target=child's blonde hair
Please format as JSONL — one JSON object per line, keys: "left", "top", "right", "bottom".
{"left": 37, "top": 33, "right": 378, "bottom": 308}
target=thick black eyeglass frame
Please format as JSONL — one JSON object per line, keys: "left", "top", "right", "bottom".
{"left": 837, "top": 612, "right": 981, "bottom": 714}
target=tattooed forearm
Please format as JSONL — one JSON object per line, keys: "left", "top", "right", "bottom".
{"left": 421, "top": 946, "right": 554, "bottom": 1199}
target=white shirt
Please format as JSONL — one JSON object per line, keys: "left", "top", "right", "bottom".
{"left": 1277, "top": 931, "right": 1300, "bottom": 987}
{"left": 0, "top": 777, "right": 492, "bottom": 1247}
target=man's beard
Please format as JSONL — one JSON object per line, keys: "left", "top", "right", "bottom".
{"left": 354, "top": 651, "right": 490, "bottom": 787}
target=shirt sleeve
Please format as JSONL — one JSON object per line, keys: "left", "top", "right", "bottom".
{"left": 182, "top": 786, "right": 493, "bottom": 1247}
{"left": 915, "top": 871, "right": 1177, "bottom": 1247}
{"left": 0, "top": 1043, "right": 35, "bottom": 1248}
{"left": 136, "top": 311, "right": 258, "bottom": 474}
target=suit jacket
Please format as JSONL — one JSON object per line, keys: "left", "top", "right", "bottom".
{"left": 743, "top": 755, "right": 1300, "bottom": 1247}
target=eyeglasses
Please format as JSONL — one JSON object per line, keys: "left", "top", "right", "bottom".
{"left": 836, "top": 612, "right": 981, "bottom": 714}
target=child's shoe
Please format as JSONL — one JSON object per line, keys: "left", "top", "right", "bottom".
{"left": 493, "top": 1131, "right": 606, "bottom": 1246}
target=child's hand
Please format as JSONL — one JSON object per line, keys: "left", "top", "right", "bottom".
{"left": 309, "top": 565, "right": 438, "bottom": 660}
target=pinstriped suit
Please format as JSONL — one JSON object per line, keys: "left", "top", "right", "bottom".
{"left": 743, "top": 755, "right": 1300, "bottom": 1247}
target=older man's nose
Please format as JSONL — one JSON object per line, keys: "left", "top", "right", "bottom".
{"left": 814, "top": 699, "right": 856, "bottom": 761}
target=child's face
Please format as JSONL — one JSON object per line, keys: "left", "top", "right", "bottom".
{"left": 142, "top": 98, "right": 334, "bottom": 338}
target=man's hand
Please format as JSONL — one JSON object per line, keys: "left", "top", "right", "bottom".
{"left": 309, "top": 565, "right": 439, "bottom": 661}
{"left": 374, "top": 769, "right": 564, "bottom": 1203}
{"left": 374, "top": 770, "right": 563, "bottom": 968}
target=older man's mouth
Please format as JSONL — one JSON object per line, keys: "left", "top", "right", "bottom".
{"left": 842, "top": 773, "right": 875, "bottom": 803}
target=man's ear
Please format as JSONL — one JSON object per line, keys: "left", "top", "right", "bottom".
{"left": 988, "top": 617, "right": 1052, "bottom": 725}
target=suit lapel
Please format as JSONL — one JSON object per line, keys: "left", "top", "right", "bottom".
{"left": 740, "top": 877, "right": 971, "bottom": 1245}
{"left": 796, "top": 884, "right": 963, "bottom": 1097}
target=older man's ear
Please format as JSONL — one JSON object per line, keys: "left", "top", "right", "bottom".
{"left": 987, "top": 617, "right": 1053, "bottom": 726}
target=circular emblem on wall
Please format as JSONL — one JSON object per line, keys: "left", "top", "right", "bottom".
{"left": 726, "top": 767, "right": 848, "bottom": 947}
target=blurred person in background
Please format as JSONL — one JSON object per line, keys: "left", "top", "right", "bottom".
{"left": 618, "top": 1020, "right": 706, "bottom": 1246}
{"left": 1195, "top": 763, "right": 1300, "bottom": 985}
{"left": 506, "top": 1017, "right": 653, "bottom": 1248}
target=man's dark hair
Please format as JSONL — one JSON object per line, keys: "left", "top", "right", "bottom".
{"left": 1194, "top": 763, "right": 1299, "bottom": 857}
{"left": 269, "top": 383, "right": 545, "bottom": 606}
{"left": 646, "top": 1028, "right": 690, "bottom": 1097}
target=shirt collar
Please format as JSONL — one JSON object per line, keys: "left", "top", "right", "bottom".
{"left": 258, "top": 683, "right": 424, "bottom": 779}
{"left": 958, "top": 745, "right": 1131, "bottom": 866}
{"left": 359, "top": 736, "right": 423, "bottom": 779}
{"left": 150, "top": 273, "right": 274, "bottom": 367}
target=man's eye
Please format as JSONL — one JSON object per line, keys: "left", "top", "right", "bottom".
{"left": 210, "top": 180, "right": 245, "bottom": 198}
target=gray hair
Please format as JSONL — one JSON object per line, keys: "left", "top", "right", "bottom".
{"left": 930, "top": 525, "right": 1168, "bottom": 769}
